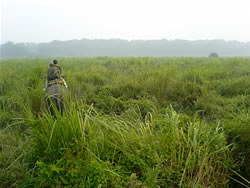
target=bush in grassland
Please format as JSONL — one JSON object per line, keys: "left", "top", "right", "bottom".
{"left": 23, "top": 103, "right": 233, "bottom": 187}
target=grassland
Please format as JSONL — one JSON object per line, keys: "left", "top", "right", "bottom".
{"left": 0, "top": 57, "right": 249, "bottom": 187}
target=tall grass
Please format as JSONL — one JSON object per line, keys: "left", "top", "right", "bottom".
{"left": 0, "top": 57, "right": 249, "bottom": 187}
{"left": 23, "top": 102, "right": 232, "bottom": 187}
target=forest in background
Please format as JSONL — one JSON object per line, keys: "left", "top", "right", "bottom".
{"left": 1, "top": 39, "right": 250, "bottom": 58}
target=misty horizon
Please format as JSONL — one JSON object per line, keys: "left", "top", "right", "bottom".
{"left": 1, "top": 38, "right": 250, "bottom": 58}
{"left": 2, "top": 0, "right": 250, "bottom": 44}
{"left": 1, "top": 38, "right": 250, "bottom": 45}
{"left": 2, "top": 0, "right": 250, "bottom": 57}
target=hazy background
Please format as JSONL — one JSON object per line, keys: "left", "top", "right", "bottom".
{"left": 1, "top": 0, "right": 250, "bottom": 57}
{"left": 2, "top": 0, "right": 250, "bottom": 43}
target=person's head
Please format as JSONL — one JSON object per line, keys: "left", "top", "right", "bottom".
{"left": 53, "top": 59, "right": 58, "bottom": 64}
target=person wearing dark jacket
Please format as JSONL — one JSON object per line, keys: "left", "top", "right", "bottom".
{"left": 47, "top": 59, "right": 61, "bottom": 81}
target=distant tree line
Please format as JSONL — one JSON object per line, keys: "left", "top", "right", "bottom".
{"left": 0, "top": 39, "right": 250, "bottom": 58}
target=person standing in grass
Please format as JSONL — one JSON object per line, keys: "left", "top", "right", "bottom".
{"left": 47, "top": 59, "right": 61, "bottom": 82}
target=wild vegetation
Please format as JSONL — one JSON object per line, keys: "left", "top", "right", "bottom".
{"left": 0, "top": 57, "right": 249, "bottom": 187}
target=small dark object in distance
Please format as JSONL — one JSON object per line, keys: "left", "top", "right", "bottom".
{"left": 209, "top": 52, "right": 219, "bottom": 58}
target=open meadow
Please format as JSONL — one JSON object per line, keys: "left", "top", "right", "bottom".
{"left": 0, "top": 57, "right": 249, "bottom": 187}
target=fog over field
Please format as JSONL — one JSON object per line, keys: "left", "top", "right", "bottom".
{"left": 1, "top": 39, "right": 250, "bottom": 58}
{"left": 1, "top": 0, "right": 250, "bottom": 58}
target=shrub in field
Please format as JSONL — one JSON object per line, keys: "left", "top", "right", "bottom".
{"left": 24, "top": 103, "right": 233, "bottom": 187}
{"left": 0, "top": 80, "right": 9, "bottom": 96}
{"left": 223, "top": 110, "right": 250, "bottom": 185}
{"left": 0, "top": 122, "right": 29, "bottom": 187}
{"left": 27, "top": 88, "right": 45, "bottom": 116}
{"left": 208, "top": 52, "right": 219, "bottom": 58}
{"left": 182, "top": 70, "right": 204, "bottom": 84}
{"left": 215, "top": 77, "right": 250, "bottom": 97}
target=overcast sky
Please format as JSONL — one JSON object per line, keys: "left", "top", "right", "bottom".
{"left": 1, "top": 0, "right": 250, "bottom": 44}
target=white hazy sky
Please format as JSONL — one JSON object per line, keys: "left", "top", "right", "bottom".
{"left": 1, "top": 0, "right": 250, "bottom": 43}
